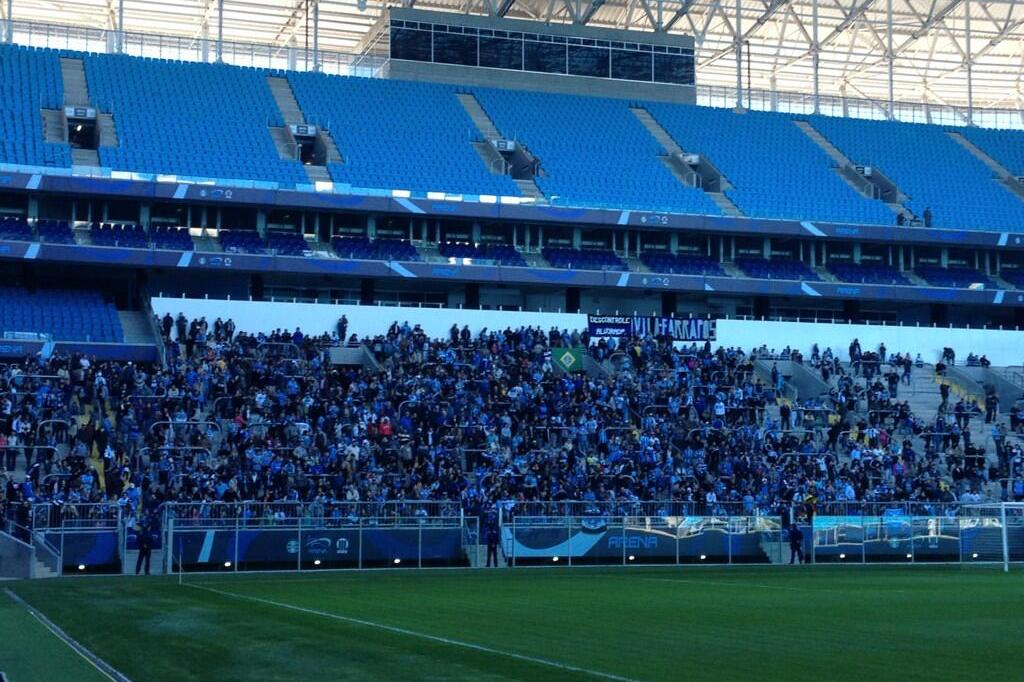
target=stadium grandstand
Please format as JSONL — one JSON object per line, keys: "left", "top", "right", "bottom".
{"left": 0, "top": 1, "right": 1023, "bottom": 680}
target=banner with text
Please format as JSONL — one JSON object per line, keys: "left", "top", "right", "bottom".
{"left": 588, "top": 316, "right": 716, "bottom": 342}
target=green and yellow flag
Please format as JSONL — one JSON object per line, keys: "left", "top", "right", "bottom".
{"left": 554, "top": 347, "right": 585, "bottom": 373}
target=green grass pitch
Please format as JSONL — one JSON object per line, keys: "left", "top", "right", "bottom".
{"left": 2, "top": 566, "right": 1021, "bottom": 681}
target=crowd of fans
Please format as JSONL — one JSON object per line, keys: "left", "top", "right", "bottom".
{"left": 2, "top": 316, "right": 1022, "bottom": 532}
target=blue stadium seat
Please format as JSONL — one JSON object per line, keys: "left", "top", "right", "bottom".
{"left": 84, "top": 54, "right": 307, "bottom": 185}
{"left": 0, "top": 287, "right": 124, "bottom": 342}
{"left": 287, "top": 74, "right": 520, "bottom": 197}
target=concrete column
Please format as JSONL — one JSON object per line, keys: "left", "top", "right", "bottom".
{"left": 671, "top": 233, "right": 680, "bottom": 255}
{"left": 763, "top": 237, "right": 770, "bottom": 259}
{"left": 216, "top": 0, "right": 224, "bottom": 63}
{"left": 940, "top": 247, "right": 948, "bottom": 268}
{"left": 572, "top": 227, "right": 581, "bottom": 249}
{"left": 256, "top": 210, "right": 267, "bottom": 238}
{"left": 4, "top": 0, "right": 12, "bottom": 44}
{"left": 312, "top": 0, "right": 320, "bottom": 72}
{"left": 886, "top": 0, "right": 894, "bottom": 119}
{"left": 140, "top": 203, "right": 151, "bottom": 228}
{"left": 734, "top": 0, "right": 743, "bottom": 109}
{"left": 472, "top": 221, "right": 482, "bottom": 243}
{"left": 118, "top": 0, "right": 125, "bottom": 53}
{"left": 367, "top": 215, "right": 376, "bottom": 239}
{"left": 965, "top": 0, "right": 973, "bottom": 126}
{"left": 812, "top": 0, "right": 820, "bottom": 113}
{"left": 853, "top": 243, "right": 861, "bottom": 264}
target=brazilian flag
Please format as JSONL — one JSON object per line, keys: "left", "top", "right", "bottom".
{"left": 554, "top": 347, "right": 585, "bottom": 373}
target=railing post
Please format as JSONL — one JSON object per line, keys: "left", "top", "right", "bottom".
{"left": 234, "top": 517, "right": 239, "bottom": 572}
{"left": 1001, "top": 502, "right": 1010, "bottom": 573}
{"left": 358, "top": 518, "right": 363, "bottom": 570}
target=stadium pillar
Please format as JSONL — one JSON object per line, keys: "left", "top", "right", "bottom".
{"left": 929, "top": 303, "right": 948, "bottom": 327}
{"left": 965, "top": 0, "right": 973, "bottom": 125}
{"left": 734, "top": 0, "right": 743, "bottom": 109}
{"left": 117, "top": 0, "right": 124, "bottom": 53}
{"left": 886, "top": 0, "right": 894, "bottom": 119}
{"left": 216, "top": 0, "right": 224, "bottom": 63}
{"left": 566, "top": 287, "right": 581, "bottom": 314}
{"left": 312, "top": 0, "right": 321, "bottom": 72}
{"left": 842, "top": 300, "right": 859, "bottom": 322}
{"left": 3, "top": 0, "right": 10, "bottom": 44}
{"left": 465, "top": 283, "right": 480, "bottom": 309}
{"left": 360, "top": 278, "right": 375, "bottom": 305}
{"left": 752, "top": 296, "right": 769, "bottom": 319}
{"left": 250, "top": 274, "right": 265, "bottom": 301}
{"left": 811, "top": 0, "right": 819, "bottom": 113}
{"left": 661, "top": 292, "right": 677, "bottom": 317}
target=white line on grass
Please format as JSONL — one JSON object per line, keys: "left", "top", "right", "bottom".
{"left": 640, "top": 577, "right": 907, "bottom": 594}
{"left": 640, "top": 578, "right": 815, "bottom": 592}
{"left": 187, "top": 583, "right": 639, "bottom": 682}
{"left": 4, "top": 589, "right": 131, "bottom": 682}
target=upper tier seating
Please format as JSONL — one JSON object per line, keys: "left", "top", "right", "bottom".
{"left": 961, "top": 127, "right": 1024, "bottom": 176}
{"left": 640, "top": 251, "right": 725, "bottom": 276}
{"left": 266, "top": 232, "right": 309, "bottom": 256}
{"left": 151, "top": 226, "right": 194, "bottom": 251}
{"left": 735, "top": 257, "right": 821, "bottom": 281}
{"left": 287, "top": 74, "right": 520, "bottom": 197}
{"left": 332, "top": 237, "right": 420, "bottom": 261}
{"left": 645, "top": 104, "right": 895, "bottom": 226}
{"left": 0, "top": 44, "right": 71, "bottom": 168}
{"left": 220, "top": 230, "right": 266, "bottom": 254}
{"left": 2, "top": 44, "right": 1024, "bottom": 234}
{"left": 827, "top": 260, "right": 911, "bottom": 286}
{"left": 915, "top": 266, "right": 995, "bottom": 289}
{"left": 90, "top": 222, "right": 147, "bottom": 248}
{"left": 809, "top": 116, "right": 1024, "bottom": 232}
{"left": 473, "top": 89, "right": 723, "bottom": 215}
{"left": 37, "top": 219, "right": 74, "bottom": 244}
{"left": 999, "top": 268, "right": 1024, "bottom": 288}
{"left": 0, "top": 287, "right": 123, "bottom": 342}
{"left": 439, "top": 242, "right": 527, "bottom": 267}
{"left": 0, "top": 216, "right": 34, "bottom": 241}
{"left": 84, "top": 55, "right": 307, "bottom": 185}
{"left": 542, "top": 247, "right": 626, "bottom": 271}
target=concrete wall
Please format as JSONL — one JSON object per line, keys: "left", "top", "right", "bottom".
{"left": 716, "top": 319, "right": 1024, "bottom": 366}
{"left": 387, "top": 60, "right": 698, "bottom": 105}
{"left": 151, "top": 297, "right": 586, "bottom": 339}
{"left": 151, "top": 298, "right": 1024, "bottom": 365}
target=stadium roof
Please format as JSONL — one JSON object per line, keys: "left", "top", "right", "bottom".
{"left": 5, "top": 0, "right": 1024, "bottom": 121}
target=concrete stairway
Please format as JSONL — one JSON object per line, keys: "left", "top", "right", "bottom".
{"left": 118, "top": 311, "right": 158, "bottom": 344}
{"left": 632, "top": 107, "right": 684, "bottom": 154}
{"left": 304, "top": 164, "right": 332, "bottom": 183}
{"left": 633, "top": 106, "right": 744, "bottom": 217}
{"left": 268, "top": 76, "right": 305, "bottom": 126}
{"left": 33, "top": 557, "right": 59, "bottom": 578}
{"left": 59, "top": 57, "right": 104, "bottom": 167}
{"left": 269, "top": 126, "right": 297, "bottom": 160}
{"left": 457, "top": 92, "right": 544, "bottom": 200}
{"left": 266, "top": 76, "right": 342, "bottom": 184}
{"left": 97, "top": 112, "right": 119, "bottom": 147}
{"left": 456, "top": 93, "right": 502, "bottom": 140}
{"left": 721, "top": 261, "right": 747, "bottom": 278}
{"left": 813, "top": 265, "right": 837, "bottom": 282}
{"left": 60, "top": 57, "right": 89, "bottom": 107}
{"left": 793, "top": 119, "right": 850, "bottom": 166}
{"left": 709, "top": 192, "right": 743, "bottom": 217}
{"left": 41, "top": 109, "right": 65, "bottom": 143}
{"left": 947, "top": 131, "right": 1024, "bottom": 201}
{"left": 904, "top": 270, "right": 930, "bottom": 286}
{"left": 794, "top": 119, "right": 906, "bottom": 219}
{"left": 72, "top": 148, "right": 100, "bottom": 166}
{"left": 514, "top": 177, "right": 544, "bottom": 200}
